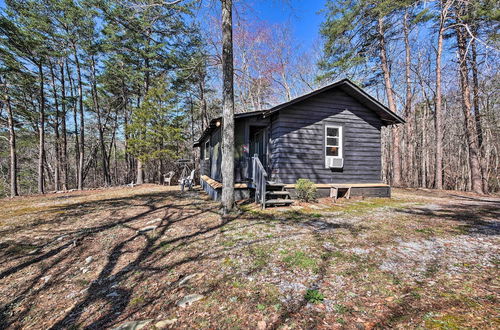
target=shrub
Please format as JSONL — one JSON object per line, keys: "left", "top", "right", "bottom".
{"left": 304, "top": 289, "right": 324, "bottom": 304}
{"left": 295, "top": 178, "right": 317, "bottom": 202}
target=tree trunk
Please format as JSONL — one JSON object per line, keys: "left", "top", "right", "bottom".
{"left": 121, "top": 76, "right": 132, "bottom": 184}
{"left": 221, "top": 0, "right": 235, "bottom": 213}
{"left": 136, "top": 159, "right": 144, "bottom": 184}
{"left": 6, "top": 95, "right": 18, "bottom": 197}
{"left": 73, "top": 44, "right": 85, "bottom": 190}
{"left": 66, "top": 60, "right": 79, "bottom": 188}
{"left": 60, "top": 61, "right": 68, "bottom": 191}
{"left": 37, "top": 62, "right": 46, "bottom": 194}
{"left": 49, "top": 61, "right": 61, "bottom": 192}
{"left": 455, "top": 16, "right": 483, "bottom": 194}
{"left": 135, "top": 32, "right": 151, "bottom": 185}
{"left": 91, "top": 56, "right": 111, "bottom": 186}
{"left": 403, "top": 10, "right": 413, "bottom": 187}
{"left": 470, "top": 30, "right": 488, "bottom": 193}
{"left": 377, "top": 17, "right": 401, "bottom": 187}
{"left": 199, "top": 80, "right": 209, "bottom": 131}
{"left": 434, "top": 2, "right": 447, "bottom": 190}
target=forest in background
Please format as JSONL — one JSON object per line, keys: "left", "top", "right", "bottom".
{"left": 0, "top": 0, "right": 499, "bottom": 198}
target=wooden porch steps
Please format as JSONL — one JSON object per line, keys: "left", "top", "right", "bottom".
{"left": 266, "top": 190, "right": 290, "bottom": 196}
{"left": 266, "top": 182, "right": 286, "bottom": 190}
{"left": 263, "top": 182, "right": 294, "bottom": 208}
{"left": 265, "top": 198, "right": 294, "bottom": 206}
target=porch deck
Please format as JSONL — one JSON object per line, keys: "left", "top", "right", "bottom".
{"left": 199, "top": 174, "right": 391, "bottom": 202}
{"left": 283, "top": 183, "right": 389, "bottom": 189}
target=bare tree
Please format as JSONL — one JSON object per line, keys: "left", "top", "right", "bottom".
{"left": 37, "top": 62, "right": 46, "bottom": 194}
{"left": 221, "top": 0, "right": 235, "bottom": 213}
{"left": 454, "top": 2, "right": 483, "bottom": 194}
{"left": 434, "top": 0, "right": 453, "bottom": 189}
{"left": 5, "top": 94, "right": 19, "bottom": 197}
{"left": 377, "top": 16, "right": 401, "bottom": 187}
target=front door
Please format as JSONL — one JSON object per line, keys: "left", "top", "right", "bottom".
{"left": 250, "top": 127, "right": 267, "bottom": 171}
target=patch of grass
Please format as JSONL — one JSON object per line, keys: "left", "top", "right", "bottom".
{"left": 249, "top": 245, "right": 272, "bottom": 269}
{"left": 331, "top": 198, "right": 409, "bottom": 215}
{"left": 333, "top": 303, "right": 350, "bottom": 314}
{"left": 424, "top": 312, "right": 470, "bottom": 329}
{"left": 220, "top": 239, "right": 237, "bottom": 247}
{"left": 452, "top": 225, "right": 470, "bottom": 235}
{"left": 282, "top": 251, "right": 318, "bottom": 271}
{"left": 231, "top": 280, "right": 245, "bottom": 288}
{"left": 330, "top": 250, "right": 362, "bottom": 263}
{"left": 129, "top": 296, "right": 145, "bottom": 306}
{"left": 254, "top": 283, "right": 281, "bottom": 306}
{"left": 256, "top": 303, "right": 266, "bottom": 311}
{"left": 415, "top": 228, "right": 435, "bottom": 236}
{"left": 280, "top": 210, "right": 324, "bottom": 222}
{"left": 304, "top": 289, "right": 324, "bottom": 304}
{"left": 222, "top": 257, "right": 238, "bottom": 268}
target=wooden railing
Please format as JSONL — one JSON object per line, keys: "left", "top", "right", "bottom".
{"left": 252, "top": 154, "right": 267, "bottom": 209}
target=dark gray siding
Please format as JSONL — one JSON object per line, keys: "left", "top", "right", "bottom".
{"left": 270, "top": 89, "right": 383, "bottom": 184}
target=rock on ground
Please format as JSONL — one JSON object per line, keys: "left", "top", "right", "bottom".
{"left": 155, "top": 318, "right": 178, "bottom": 328}
{"left": 177, "top": 294, "right": 204, "bottom": 308}
{"left": 112, "top": 319, "right": 152, "bottom": 330}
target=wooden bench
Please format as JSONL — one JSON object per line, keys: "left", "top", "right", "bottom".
{"left": 200, "top": 175, "right": 249, "bottom": 189}
{"left": 329, "top": 183, "right": 389, "bottom": 202}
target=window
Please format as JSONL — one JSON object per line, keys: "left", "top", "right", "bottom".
{"left": 325, "top": 125, "right": 342, "bottom": 158}
{"left": 204, "top": 140, "right": 210, "bottom": 160}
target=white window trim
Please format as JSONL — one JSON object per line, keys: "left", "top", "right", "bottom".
{"left": 324, "top": 125, "right": 343, "bottom": 160}
{"left": 204, "top": 140, "right": 210, "bottom": 160}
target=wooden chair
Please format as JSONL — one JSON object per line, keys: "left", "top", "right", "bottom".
{"left": 163, "top": 171, "right": 175, "bottom": 186}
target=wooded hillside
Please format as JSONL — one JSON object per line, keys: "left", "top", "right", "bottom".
{"left": 0, "top": 0, "right": 498, "bottom": 197}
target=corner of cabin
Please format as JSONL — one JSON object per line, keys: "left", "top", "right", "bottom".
{"left": 269, "top": 86, "right": 384, "bottom": 185}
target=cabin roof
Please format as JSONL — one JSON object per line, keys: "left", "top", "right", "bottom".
{"left": 194, "top": 78, "right": 404, "bottom": 146}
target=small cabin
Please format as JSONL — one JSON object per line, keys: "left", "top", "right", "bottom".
{"left": 194, "top": 79, "right": 404, "bottom": 208}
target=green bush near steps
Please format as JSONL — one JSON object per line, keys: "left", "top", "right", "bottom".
{"left": 295, "top": 178, "right": 317, "bottom": 202}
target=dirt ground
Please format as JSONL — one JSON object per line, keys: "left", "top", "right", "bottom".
{"left": 0, "top": 185, "right": 498, "bottom": 329}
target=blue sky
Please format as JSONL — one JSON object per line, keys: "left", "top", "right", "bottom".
{"left": 245, "top": 0, "right": 326, "bottom": 49}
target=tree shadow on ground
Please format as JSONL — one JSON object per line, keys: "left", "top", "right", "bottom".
{"left": 396, "top": 203, "right": 500, "bottom": 236}
{"left": 0, "top": 190, "right": 197, "bottom": 237}
{"left": 1, "top": 188, "right": 372, "bottom": 329}
{"left": 0, "top": 189, "right": 222, "bottom": 329}
{"left": 445, "top": 193, "right": 500, "bottom": 204}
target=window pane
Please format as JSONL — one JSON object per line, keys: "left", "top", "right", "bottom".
{"left": 326, "top": 146, "right": 339, "bottom": 156}
{"left": 327, "top": 127, "right": 338, "bottom": 137}
{"left": 326, "top": 137, "right": 338, "bottom": 146}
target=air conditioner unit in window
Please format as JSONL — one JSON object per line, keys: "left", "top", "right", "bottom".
{"left": 326, "top": 157, "right": 343, "bottom": 169}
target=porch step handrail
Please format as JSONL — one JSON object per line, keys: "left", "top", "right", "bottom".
{"left": 252, "top": 154, "right": 268, "bottom": 209}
